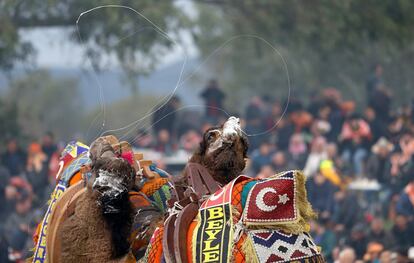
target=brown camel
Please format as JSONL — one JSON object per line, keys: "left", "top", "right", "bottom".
{"left": 58, "top": 139, "right": 136, "bottom": 263}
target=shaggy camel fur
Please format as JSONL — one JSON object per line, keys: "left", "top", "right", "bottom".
{"left": 59, "top": 141, "right": 136, "bottom": 263}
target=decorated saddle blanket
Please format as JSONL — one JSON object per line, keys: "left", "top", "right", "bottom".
{"left": 31, "top": 141, "right": 90, "bottom": 263}
{"left": 144, "top": 170, "right": 324, "bottom": 263}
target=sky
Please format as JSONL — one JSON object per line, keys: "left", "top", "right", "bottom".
{"left": 19, "top": 1, "right": 198, "bottom": 69}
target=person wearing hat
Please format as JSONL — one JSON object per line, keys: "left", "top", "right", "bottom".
{"left": 366, "top": 137, "right": 394, "bottom": 184}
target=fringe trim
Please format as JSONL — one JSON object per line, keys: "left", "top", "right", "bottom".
{"left": 241, "top": 237, "right": 260, "bottom": 263}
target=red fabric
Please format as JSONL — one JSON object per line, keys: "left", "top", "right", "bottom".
{"left": 121, "top": 152, "right": 134, "bottom": 165}
{"left": 244, "top": 178, "right": 295, "bottom": 224}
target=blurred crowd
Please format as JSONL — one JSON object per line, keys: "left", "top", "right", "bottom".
{"left": 0, "top": 133, "right": 62, "bottom": 262}
{"left": 1, "top": 65, "right": 413, "bottom": 262}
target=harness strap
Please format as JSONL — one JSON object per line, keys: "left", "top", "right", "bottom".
{"left": 162, "top": 214, "right": 177, "bottom": 263}
{"left": 163, "top": 163, "right": 220, "bottom": 263}
{"left": 173, "top": 198, "right": 199, "bottom": 263}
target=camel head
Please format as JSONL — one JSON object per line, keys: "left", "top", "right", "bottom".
{"left": 190, "top": 116, "right": 249, "bottom": 185}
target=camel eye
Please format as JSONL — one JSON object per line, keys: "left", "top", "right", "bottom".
{"left": 207, "top": 130, "right": 220, "bottom": 141}
{"left": 207, "top": 132, "right": 215, "bottom": 141}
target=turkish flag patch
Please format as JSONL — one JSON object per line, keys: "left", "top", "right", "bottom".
{"left": 243, "top": 175, "right": 296, "bottom": 225}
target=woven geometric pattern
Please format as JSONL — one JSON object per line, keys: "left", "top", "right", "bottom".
{"left": 248, "top": 230, "right": 320, "bottom": 263}
{"left": 60, "top": 152, "right": 90, "bottom": 186}
{"left": 145, "top": 227, "right": 164, "bottom": 263}
{"left": 147, "top": 183, "right": 171, "bottom": 213}
{"left": 232, "top": 179, "right": 254, "bottom": 222}
{"left": 141, "top": 178, "right": 169, "bottom": 196}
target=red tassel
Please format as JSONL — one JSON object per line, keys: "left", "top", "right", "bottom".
{"left": 120, "top": 152, "right": 134, "bottom": 165}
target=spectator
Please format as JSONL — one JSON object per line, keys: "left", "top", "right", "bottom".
{"left": 366, "top": 218, "right": 394, "bottom": 248}
{"left": 152, "top": 96, "right": 181, "bottom": 136}
{"left": 290, "top": 106, "right": 313, "bottom": 132}
{"left": 346, "top": 224, "right": 369, "bottom": 259}
{"left": 395, "top": 180, "right": 414, "bottom": 216}
{"left": 179, "top": 129, "right": 202, "bottom": 152}
{"left": 132, "top": 129, "right": 154, "bottom": 149}
{"left": 275, "top": 117, "right": 295, "bottom": 151}
{"left": 363, "top": 242, "right": 384, "bottom": 262}
{"left": 370, "top": 84, "right": 392, "bottom": 123}
{"left": 388, "top": 133, "right": 414, "bottom": 193}
{"left": 307, "top": 172, "right": 337, "bottom": 216}
{"left": 251, "top": 141, "right": 273, "bottom": 174}
{"left": 256, "top": 165, "right": 275, "bottom": 179}
{"left": 391, "top": 215, "right": 414, "bottom": 251}
{"left": 25, "top": 143, "right": 48, "bottom": 200}
{"left": 41, "top": 132, "right": 57, "bottom": 161}
{"left": 287, "top": 133, "right": 308, "bottom": 168}
{"left": 364, "top": 107, "right": 387, "bottom": 142}
{"left": 310, "top": 119, "right": 331, "bottom": 139}
{"left": 312, "top": 220, "right": 336, "bottom": 261}
{"left": 337, "top": 247, "right": 356, "bottom": 263}
{"left": 263, "top": 100, "right": 282, "bottom": 131}
{"left": 270, "top": 151, "right": 291, "bottom": 172}
{"left": 200, "top": 79, "right": 226, "bottom": 121}
{"left": 379, "top": 250, "right": 393, "bottom": 263}
{"left": 366, "top": 137, "right": 394, "bottom": 184}
{"left": 339, "top": 114, "right": 372, "bottom": 177}
{"left": 319, "top": 90, "right": 344, "bottom": 142}
{"left": 303, "top": 136, "right": 327, "bottom": 178}
{"left": 3, "top": 177, "right": 34, "bottom": 259}
{"left": 366, "top": 63, "right": 384, "bottom": 97}
{"left": 366, "top": 64, "right": 392, "bottom": 121}
{"left": 154, "top": 129, "right": 176, "bottom": 155}
{"left": 1, "top": 139, "right": 26, "bottom": 176}
{"left": 319, "top": 143, "right": 343, "bottom": 187}
{"left": 47, "top": 142, "right": 65, "bottom": 182}
{"left": 332, "top": 189, "right": 362, "bottom": 231}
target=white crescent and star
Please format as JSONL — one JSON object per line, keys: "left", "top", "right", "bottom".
{"left": 278, "top": 193, "right": 290, "bottom": 205}
{"left": 255, "top": 188, "right": 291, "bottom": 212}
{"left": 256, "top": 187, "right": 278, "bottom": 212}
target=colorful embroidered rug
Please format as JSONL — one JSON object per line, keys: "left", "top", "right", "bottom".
{"left": 32, "top": 141, "right": 89, "bottom": 263}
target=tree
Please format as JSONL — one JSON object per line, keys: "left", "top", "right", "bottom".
{"left": 5, "top": 70, "right": 82, "bottom": 140}
{"left": 0, "top": 0, "right": 191, "bottom": 93}
{"left": 192, "top": 0, "right": 414, "bottom": 108}
{"left": 0, "top": 97, "right": 21, "bottom": 146}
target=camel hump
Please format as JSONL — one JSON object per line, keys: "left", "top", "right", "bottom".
{"left": 46, "top": 181, "right": 86, "bottom": 262}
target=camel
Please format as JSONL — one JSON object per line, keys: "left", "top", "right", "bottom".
{"left": 58, "top": 139, "right": 136, "bottom": 263}
{"left": 143, "top": 116, "right": 325, "bottom": 263}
